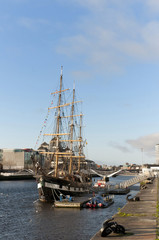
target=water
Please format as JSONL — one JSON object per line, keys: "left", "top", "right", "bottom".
{"left": 0, "top": 176, "right": 139, "bottom": 240}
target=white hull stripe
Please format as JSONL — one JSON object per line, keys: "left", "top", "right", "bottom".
{"left": 43, "top": 182, "right": 85, "bottom": 192}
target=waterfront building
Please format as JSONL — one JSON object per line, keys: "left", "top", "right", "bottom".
{"left": 0, "top": 148, "right": 43, "bottom": 170}
{"left": 142, "top": 164, "right": 159, "bottom": 176}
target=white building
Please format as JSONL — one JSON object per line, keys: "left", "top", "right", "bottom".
{"left": 142, "top": 165, "right": 159, "bottom": 177}
{"left": 0, "top": 149, "right": 35, "bottom": 170}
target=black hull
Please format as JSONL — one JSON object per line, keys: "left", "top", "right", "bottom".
{"left": 37, "top": 176, "right": 91, "bottom": 202}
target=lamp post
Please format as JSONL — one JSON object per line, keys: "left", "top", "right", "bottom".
{"left": 141, "top": 148, "right": 144, "bottom": 166}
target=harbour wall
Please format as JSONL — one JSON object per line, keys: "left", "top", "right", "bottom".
{"left": 91, "top": 177, "right": 158, "bottom": 240}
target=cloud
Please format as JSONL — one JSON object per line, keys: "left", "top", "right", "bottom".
{"left": 110, "top": 132, "right": 159, "bottom": 157}
{"left": 56, "top": 26, "right": 125, "bottom": 74}
{"left": 56, "top": 1, "right": 159, "bottom": 74}
{"left": 71, "top": 70, "right": 91, "bottom": 83}
{"left": 57, "top": 35, "right": 89, "bottom": 56}
{"left": 18, "top": 17, "right": 50, "bottom": 30}
{"left": 73, "top": 0, "right": 108, "bottom": 12}
{"left": 73, "top": 0, "right": 138, "bottom": 13}
{"left": 126, "top": 133, "right": 159, "bottom": 153}
{"left": 109, "top": 142, "right": 131, "bottom": 153}
{"left": 146, "top": 0, "right": 159, "bottom": 12}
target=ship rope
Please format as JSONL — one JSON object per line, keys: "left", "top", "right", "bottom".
{"left": 51, "top": 188, "right": 56, "bottom": 201}
{"left": 34, "top": 94, "right": 56, "bottom": 150}
{"left": 56, "top": 189, "right": 67, "bottom": 198}
{"left": 54, "top": 189, "right": 61, "bottom": 199}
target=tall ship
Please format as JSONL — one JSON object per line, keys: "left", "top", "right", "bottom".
{"left": 35, "top": 67, "right": 92, "bottom": 202}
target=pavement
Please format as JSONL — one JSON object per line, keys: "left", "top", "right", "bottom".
{"left": 91, "top": 178, "right": 158, "bottom": 240}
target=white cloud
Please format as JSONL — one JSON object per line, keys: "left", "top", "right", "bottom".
{"left": 72, "top": 0, "right": 107, "bottom": 11}
{"left": 146, "top": 0, "right": 159, "bottom": 12}
{"left": 18, "top": 17, "right": 50, "bottom": 30}
{"left": 56, "top": 1, "right": 159, "bottom": 73}
{"left": 57, "top": 35, "right": 89, "bottom": 56}
{"left": 110, "top": 133, "right": 159, "bottom": 157}
{"left": 56, "top": 26, "right": 125, "bottom": 74}
{"left": 71, "top": 71, "right": 91, "bottom": 83}
{"left": 126, "top": 133, "right": 159, "bottom": 153}
{"left": 109, "top": 142, "right": 131, "bottom": 153}
{"left": 142, "top": 22, "right": 159, "bottom": 56}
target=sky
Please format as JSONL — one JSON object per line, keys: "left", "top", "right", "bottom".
{"left": 1, "top": 0, "right": 159, "bottom": 166}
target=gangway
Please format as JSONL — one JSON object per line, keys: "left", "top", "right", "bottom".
{"left": 116, "top": 172, "right": 154, "bottom": 189}
{"left": 91, "top": 169, "right": 154, "bottom": 193}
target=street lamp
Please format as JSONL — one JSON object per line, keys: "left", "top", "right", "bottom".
{"left": 141, "top": 148, "right": 144, "bottom": 166}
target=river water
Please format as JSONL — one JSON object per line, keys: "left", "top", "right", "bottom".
{"left": 0, "top": 176, "right": 139, "bottom": 240}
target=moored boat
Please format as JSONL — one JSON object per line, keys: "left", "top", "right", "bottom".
{"left": 84, "top": 194, "right": 114, "bottom": 208}
{"left": 93, "top": 179, "right": 107, "bottom": 188}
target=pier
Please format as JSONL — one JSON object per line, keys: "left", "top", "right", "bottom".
{"left": 54, "top": 196, "right": 91, "bottom": 208}
{"left": 91, "top": 177, "right": 158, "bottom": 240}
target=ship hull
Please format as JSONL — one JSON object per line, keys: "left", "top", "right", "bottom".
{"left": 37, "top": 176, "right": 91, "bottom": 202}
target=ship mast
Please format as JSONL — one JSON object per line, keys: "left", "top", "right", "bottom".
{"left": 40, "top": 68, "right": 85, "bottom": 176}
{"left": 78, "top": 114, "right": 83, "bottom": 172}
{"left": 55, "top": 66, "right": 63, "bottom": 177}
{"left": 69, "top": 84, "right": 75, "bottom": 175}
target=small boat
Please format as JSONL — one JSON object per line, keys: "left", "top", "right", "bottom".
{"left": 83, "top": 194, "right": 114, "bottom": 208}
{"left": 94, "top": 179, "right": 107, "bottom": 188}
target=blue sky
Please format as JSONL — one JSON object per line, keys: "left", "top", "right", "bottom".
{"left": 1, "top": 0, "right": 159, "bottom": 165}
